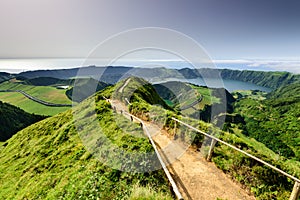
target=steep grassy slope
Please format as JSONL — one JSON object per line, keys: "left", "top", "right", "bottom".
{"left": 0, "top": 72, "right": 11, "bottom": 83}
{"left": 220, "top": 69, "right": 300, "bottom": 89}
{"left": 1, "top": 76, "right": 299, "bottom": 199}
{"left": 66, "top": 78, "right": 109, "bottom": 102}
{"left": 116, "top": 77, "right": 300, "bottom": 199}
{"left": 111, "top": 77, "right": 170, "bottom": 120}
{"left": 17, "top": 66, "right": 131, "bottom": 84}
{"left": 153, "top": 81, "right": 236, "bottom": 125}
{"left": 0, "top": 90, "right": 173, "bottom": 199}
{"left": 233, "top": 83, "right": 300, "bottom": 160}
{"left": 22, "top": 77, "right": 71, "bottom": 86}
{"left": 267, "top": 82, "right": 300, "bottom": 99}
{"left": 0, "top": 101, "right": 44, "bottom": 141}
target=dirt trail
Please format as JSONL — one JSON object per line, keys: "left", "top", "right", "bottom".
{"left": 110, "top": 99, "right": 255, "bottom": 200}
{"left": 152, "top": 128, "right": 255, "bottom": 200}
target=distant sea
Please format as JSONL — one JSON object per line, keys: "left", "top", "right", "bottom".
{"left": 0, "top": 58, "right": 291, "bottom": 74}
{"left": 0, "top": 59, "right": 85, "bottom": 73}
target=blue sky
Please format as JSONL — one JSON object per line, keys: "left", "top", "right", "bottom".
{"left": 0, "top": 0, "right": 299, "bottom": 73}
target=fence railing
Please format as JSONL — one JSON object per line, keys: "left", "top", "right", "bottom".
{"left": 112, "top": 105, "right": 184, "bottom": 200}
{"left": 171, "top": 117, "right": 300, "bottom": 200}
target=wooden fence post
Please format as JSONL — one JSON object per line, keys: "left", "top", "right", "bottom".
{"left": 290, "top": 181, "right": 300, "bottom": 200}
{"left": 207, "top": 138, "right": 217, "bottom": 162}
{"left": 173, "top": 120, "right": 177, "bottom": 139}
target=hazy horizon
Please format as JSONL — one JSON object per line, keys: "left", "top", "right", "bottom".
{"left": 0, "top": 58, "right": 299, "bottom": 74}
{"left": 1, "top": 0, "right": 300, "bottom": 74}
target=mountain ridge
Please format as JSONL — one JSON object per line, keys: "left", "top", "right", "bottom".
{"left": 11, "top": 66, "right": 299, "bottom": 89}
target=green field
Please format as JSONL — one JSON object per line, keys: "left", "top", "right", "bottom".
{"left": 0, "top": 81, "right": 71, "bottom": 104}
{"left": 190, "top": 85, "right": 220, "bottom": 106}
{"left": 0, "top": 81, "right": 72, "bottom": 116}
{"left": 179, "top": 85, "right": 221, "bottom": 116}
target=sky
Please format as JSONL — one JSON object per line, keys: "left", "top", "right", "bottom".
{"left": 0, "top": 0, "right": 300, "bottom": 73}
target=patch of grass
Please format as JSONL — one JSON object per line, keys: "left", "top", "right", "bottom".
{"left": 127, "top": 183, "right": 173, "bottom": 200}
{"left": 0, "top": 81, "right": 73, "bottom": 115}
{"left": 212, "top": 128, "right": 300, "bottom": 200}
{"left": 0, "top": 90, "right": 173, "bottom": 199}
{"left": 0, "top": 81, "right": 71, "bottom": 104}
{"left": 0, "top": 91, "right": 70, "bottom": 116}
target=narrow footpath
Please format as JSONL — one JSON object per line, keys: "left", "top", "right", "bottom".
{"left": 110, "top": 99, "right": 255, "bottom": 200}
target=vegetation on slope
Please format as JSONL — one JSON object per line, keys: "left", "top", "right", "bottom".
{"left": 22, "top": 77, "right": 71, "bottom": 86}
{"left": 117, "top": 77, "right": 300, "bottom": 200}
{"left": 66, "top": 77, "right": 109, "bottom": 102}
{"left": 144, "top": 100, "right": 300, "bottom": 200}
{"left": 0, "top": 72, "right": 12, "bottom": 83}
{"left": 232, "top": 83, "right": 300, "bottom": 160}
{"left": 220, "top": 69, "right": 300, "bottom": 89}
{"left": 112, "top": 77, "right": 170, "bottom": 120}
{"left": 153, "top": 81, "right": 236, "bottom": 127}
{"left": 1, "top": 75, "right": 299, "bottom": 199}
{"left": 0, "top": 89, "right": 173, "bottom": 199}
{"left": 16, "top": 66, "right": 300, "bottom": 89}
{"left": 0, "top": 101, "right": 45, "bottom": 141}
{"left": 178, "top": 68, "right": 300, "bottom": 89}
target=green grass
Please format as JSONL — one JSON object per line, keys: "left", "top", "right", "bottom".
{"left": 232, "top": 90, "right": 267, "bottom": 101}
{"left": 0, "top": 91, "right": 70, "bottom": 116}
{"left": 0, "top": 90, "right": 173, "bottom": 199}
{"left": 127, "top": 183, "right": 173, "bottom": 200}
{"left": 2, "top": 76, "right": 299, "bottom": 199}
{"left": 233, "top": 94, "right": 300, "bottom": 159}
{"left": 0, "top": 81, "right": 72, "bottom": 104}
{"left": 0, "top": 81, "right": 73, "bottom": 116}
{"left": 121, "top": 78, "right": 300, "bottom": 199}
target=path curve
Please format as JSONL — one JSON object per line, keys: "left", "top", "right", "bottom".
{"left": 0, "top": 90, "right": 72, "bottom": 107}
{"left": 180, "top": 96, "right": 203, "bottom": 110}
{"left": 110, "top": 99, "right": 255, "bottom": 200}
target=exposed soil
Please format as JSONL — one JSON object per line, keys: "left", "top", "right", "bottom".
{"left": 110, "top": 99, "right": 256, "bottom": 200}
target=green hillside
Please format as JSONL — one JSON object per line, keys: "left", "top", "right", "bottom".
{"left": 0, "top": 88, "right": 173, "bottom": 199}
{"left": 118, "top": 78, "right": 300, "bottom": 199}
{"left": 66, "top": 77, "right": 109, "bottom": 102}
{"left": 0, "top": 101, "right": 44, "bottom": 141}
{"left": 153, "top": 81, "right": 235, "bottom": 124}
{"left": 0, "top": 72, "right": 12, "bottom": 83}
{"left": 22, "top": 77, "right": 71, "bottom": 86}
{"left": 232, "top": 83, "right": 300, "bottom": 160}
{"left": 112, "top": 77, "right": 170, "bottom": 120}
{"left": 178, "top": 68, "right": 300, "bottom": 89}
{"left": 220, "top": 69, "right": 300, "bottom": 89}
{"left": 1, "top": 76, "right": 299, "bottom": 199}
